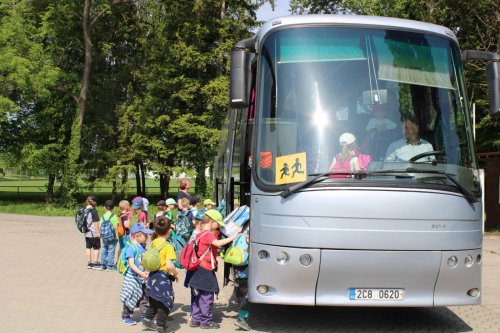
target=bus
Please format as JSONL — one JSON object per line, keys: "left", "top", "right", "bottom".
{"left": 215, "top": 15, "right": 500, "bottom": 306}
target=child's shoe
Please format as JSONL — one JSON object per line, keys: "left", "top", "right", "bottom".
{"left": 234, "top": 317, "right": 251, "bottom": 331}
{"left": 100, "top": 265, "right": 107, "bottom": 271}
{"left": 142, "top": 318, "right": 156, "bottom": 331}
{"left": 200, "top": 322, "right": 220, "bottom": 329}
{"left": 189, "top": 320, "right": 200, "bottom": 327}
{"left": 121, "top": 316, "right": 136, "bottom": 326}
{"left": 92, "top": 262, "right": 101, "bottom": 270}
{"left": 107, "top": 265, "right": 117, "bottom": 271}
{"left": 86, "top": 262, "right": 93, "bottom": 269}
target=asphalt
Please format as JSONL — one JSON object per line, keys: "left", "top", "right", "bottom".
{"left": 0, "top": 213, "right": 499, "bottom": 333}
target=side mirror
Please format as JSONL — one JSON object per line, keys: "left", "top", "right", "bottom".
{"left": 230, "top": 49, "right": 251, "bottom": 109}
{"left": 486, "top": 61, "right": 500, "bottom": 118}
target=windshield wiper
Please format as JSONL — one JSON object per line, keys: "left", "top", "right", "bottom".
{"left": 280, "top": 171, "right": 364, "bottom": 198}
{"left": 404, "top": 168, "right": 477, "bottom": 204}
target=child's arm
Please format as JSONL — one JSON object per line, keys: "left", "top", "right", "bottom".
{"left": 128, "top": 257, "right": 148, "bottom": 279}
{"left": 212, "top": 232, "right": 239, "bottom": 248}
{"left": 165, "top": 259, "right": 179, "bottom": 282}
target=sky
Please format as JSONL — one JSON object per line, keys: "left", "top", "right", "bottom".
{"left": 256, "top": 0, "right": 291, "bottom": 22}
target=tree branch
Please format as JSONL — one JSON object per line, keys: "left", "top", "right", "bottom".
{"left": 90, "top": 0, "right": 128, "bottom": 28}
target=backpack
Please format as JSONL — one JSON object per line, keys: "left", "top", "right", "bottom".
{"left": 117, "top": 213, "right": 127, "bottom": 237}
{"left": 100, "top": 213, "right": 116, "bottom": 242}
{"left": 224, "top": 233, "right": 249, "bottom": 266}
{"left": 75, "top": 208, "right": 91, "bottom": 233}
{"left": 175, "top": 210, "right": 193, "bottom": 238}
{"left": 142, "top": 241, "right": 170, "bottom": 272}
{"left": 169, "top": 230, "right": 186, "bottom": 269}
{"left": 180, "top": 231, "right": 213, "bottom": 271}
{"left": 117, "top": 242, "right": 139, "bottom": 275}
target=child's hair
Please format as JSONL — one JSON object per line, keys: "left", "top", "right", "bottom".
{"left": 179, "top": 178, "right": 189, "bottom": 190}
{"left": 153, "top": 216, "right": 172, "bottom": 236}
{"left": 180, "top": 198, "right": 190, "bottom": 210}
{"left": 119, "top": 200, "right": 130, "bottom": 211}
{"left": 201, "top": 214, "right": 212, "bottom": 225}
{"left": 85, "top": 195, "right": 97, "bottom": 207}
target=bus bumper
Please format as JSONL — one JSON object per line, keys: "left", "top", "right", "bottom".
{"left": 248, "top": 243, "right": 481, "bottom": 306}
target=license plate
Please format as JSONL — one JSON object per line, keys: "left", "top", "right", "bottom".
{"left": 349, "top": 288, "right": 405, "bottom": 301}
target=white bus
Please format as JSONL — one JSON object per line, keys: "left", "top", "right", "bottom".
{"left": 215, "top": 15, "right": 499, "bottom": 306}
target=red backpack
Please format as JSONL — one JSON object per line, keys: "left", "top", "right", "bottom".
{"left": 180, "top": 231, "right": 213, "bottom": 271}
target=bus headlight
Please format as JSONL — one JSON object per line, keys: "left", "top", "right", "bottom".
{"left": 257, "top": 285, "right": 268, "bottom": 294}
{"left": 476, "top": 254, "right": 482, "bottom": 264}
{"left": 464, "top": 255, "right": 474, "bottom": 267}
{"left": 299, "top": 254, "right": 313, "bottom": 266}
{"left": 447, "top": 256, "right": 458, "bottom": 268}
{"left": 276, "top": 251, "right": 289, "bottom": 264}
{"left": 258, "top": 250, "right": 269, "bottom": 260}
{"left": 467, "top": 288, "right": 480, "bottom": 297}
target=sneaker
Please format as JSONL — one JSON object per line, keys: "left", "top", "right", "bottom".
{"left": 92, "top": 262, "right": 101, "bottom": 270}
{"left": 235, "top": 318, "right": 252, "bottom": 331}
{"left": 190, "top": 320, "right": 200, "bottom": 327}
{"left": 200, "top": 322, "right": 220, "bottom": 329}
{"left": 121, "top": 317, "right": 136, "bottom": 326}
{"left": 107, "top": 265, "right": 117, "bottom": 271}
{"left": 142, "top": 318, "right": 156, "bottom": 331}
{"left": 86, "top": 263, "right": 93, "bottom": 269}
{"left": 100, "top": 265, "right": 107, "bottom": 271}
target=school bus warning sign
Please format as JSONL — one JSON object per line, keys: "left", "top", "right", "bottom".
{"left": 275, "top": 152, "right": 307, "bottom": 185}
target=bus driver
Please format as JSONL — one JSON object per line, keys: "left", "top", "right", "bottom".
{"left": 385, "top": 114, "right": 434, "bottom": 162}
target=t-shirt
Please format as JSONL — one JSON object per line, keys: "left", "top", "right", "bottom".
{"left": 177, "top": 191, "right": 192, "bottom": 207}
{"left": 385, "top": 138, "right": 434, "bottom": 162}
{"left": 125, "top": 243, "right": 145, "bottom": 276}
{"left": 100, "top": 211, "right": 119, "bottom": 237}
{"left": 150, "top": 238, "right": 176, "bottom": 273}
{"left": 84, "top": 207, "right": 100, "bottom": 238}
{"left": 196, "top": 231, "right": 217, "bottom": 271}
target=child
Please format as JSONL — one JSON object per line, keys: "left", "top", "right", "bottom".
{"left": 189, "top": 196, "right": 201, "bottom": 219}
{"left": 117, "top": 200, "right": 131, "bottom": 258}
{"left": 83, "top": 195, "right": 101, "bottom": 269}
{"left": 188, "top": 209, "right": 238, "bottom": 329}
{"left": 232, "top": 224, "right": 251, "bottom": 331}
{"left": 164, "top": 198, "right": 177, "bottom": 221}
{"left": 119, "top": 224, "right": 153, "bottom": 326}
{"left": 130, "top": 197, "right": 147, "bottom": 229}
{"left": 202, "top": 198, "right": 215, "bottom": 212}
{"left": 149, "top": 200, "right": 167, "bottom": 231}
{"left": 143, "top": 216, "right": 179, "bottom": 333}
{"left": 99, "top": 200, "right": 119, "bottom": 271}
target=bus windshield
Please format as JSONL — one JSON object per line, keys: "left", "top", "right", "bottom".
{"left": 255, "top": 27, "right": 478, "bottom": 193}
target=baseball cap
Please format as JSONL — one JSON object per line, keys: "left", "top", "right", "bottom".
{"left": 339, "top": 132, "right": 356, "bottom": 145}
{"left": 156, "top": 200, "right": 166, "bottom": 207}
{"left": 204, "top": 209, "right": 225, "bottom": 227}
{"left": 130, "top": 223, "right": 154, "bottom": 235}
{"left": 165, "top": 198, "right": 177, "bottom": 206}
{"left": 131, "top": 197, "right": 143, "bottom": 210}
{"left": 203, "top": 199, "right": 216, "bottom": 206}
{"left": 104, "top": 200, "right": 114, "bottom": 209}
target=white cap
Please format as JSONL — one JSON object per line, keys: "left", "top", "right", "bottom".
{"left": 339, "top": 132, "right": 356, "bottom": 145}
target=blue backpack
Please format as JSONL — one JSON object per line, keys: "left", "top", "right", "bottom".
{"left": 100, "top": 213, "right": 116, "bottom": 242}
{"left": 175, "top": 210, "right": 193, "bottom": 239}
{"left": 223, "top": 232, "right": 249, "bottom": 266}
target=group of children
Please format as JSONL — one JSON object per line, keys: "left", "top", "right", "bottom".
{"left": 81, "top": 195, "right": 251, "bottom": 332}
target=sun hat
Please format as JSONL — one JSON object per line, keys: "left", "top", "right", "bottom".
{"left": 339, "top": 132, "right": 356, "bottom": 145}
{"left": 156, "top": 200, "right": 166, "bottom": 207}
{"left": 131, "top": 197, "right": 143, "bottom": 210}
{"left": 203, "top": 199, "right": 216, "bottom": 206}
{"left": 130, "top": 223, "right": 154, "bottom": 235}
{"left": 204, "top": 209, "right": 225, "bottom": 227}
{"left": 165, "top": 198, "right": 177, "bottom": 206}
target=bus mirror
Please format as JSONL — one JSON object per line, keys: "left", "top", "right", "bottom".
{"left": 486, "top": 61, "right": 500, "bottom": 118}
{"left": 230, "top": 49, "right": 251, "bottom": 109}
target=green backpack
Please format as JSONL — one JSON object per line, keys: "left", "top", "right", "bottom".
{"left": 223, "top": 233, "right": 249, "bottom": 266}
{"left": 142, "top": 241, "right": 170, "bottom": 272}
{"left": 117, "top": 242, "right": 139, "bottom": 275}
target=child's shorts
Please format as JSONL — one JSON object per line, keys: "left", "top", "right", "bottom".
{"left": 85, "top": 237, "right": 101, "bottom": 250}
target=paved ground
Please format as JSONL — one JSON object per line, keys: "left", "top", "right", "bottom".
{"left": 1, "top": 213, "right": 499, "bottom": 333}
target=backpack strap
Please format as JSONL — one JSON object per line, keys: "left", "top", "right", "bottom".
{"left": 195, "top": 230, "right": 215, "bottom": 270}
{"left": 154, "top": 240, "right": 169, "bottom": 252}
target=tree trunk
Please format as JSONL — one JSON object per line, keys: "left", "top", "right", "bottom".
{"left": 140, "top": 161, "right": 146, "bottom": 196}
{"left": 120, "top": 168, "right": 128, "bottom": 198}
{"left": 194, "top": 162, "right": 207, "bottom": 196}
{"left": 135, "top": 161, "right": 142, "bottom": 195}
{"left": 46, "top": 173, "right": 56, "bottom": 202}
{"left": 111, "top": 180, "right": 117, "bottom": 202}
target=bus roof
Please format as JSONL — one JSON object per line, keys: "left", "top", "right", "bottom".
{"left": 255, "top": 15, "right": 458, "bottom": 48}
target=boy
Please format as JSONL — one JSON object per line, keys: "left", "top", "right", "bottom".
{"left": 99, "top": 200, "right": 119, "bottom": 271}
{"left": 143, "top": 216, "right": 179, "bottom": 333}
{"left": 189, "top": 196, "right": 201, "bottom": 219}
{"left": 120, "top": 224, "right": 153, "bottom": 326}
{"left": 117, "top": 200, "right": 130, "bottom": 258}
{"left": 232, "top": 224, "right": 251, "bottom": 331}
{"left": 188, "top": 209, "right": 238, "bottom": 329}
{"left": 83, "top": 195, "right": 100, "bottom": 269}
{"left": 164, "top": 198, "right": 177, "bottom": 221}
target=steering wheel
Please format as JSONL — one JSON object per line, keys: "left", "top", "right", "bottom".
{"left": 409, "top": 150, "right": 445, "bottom": 162}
